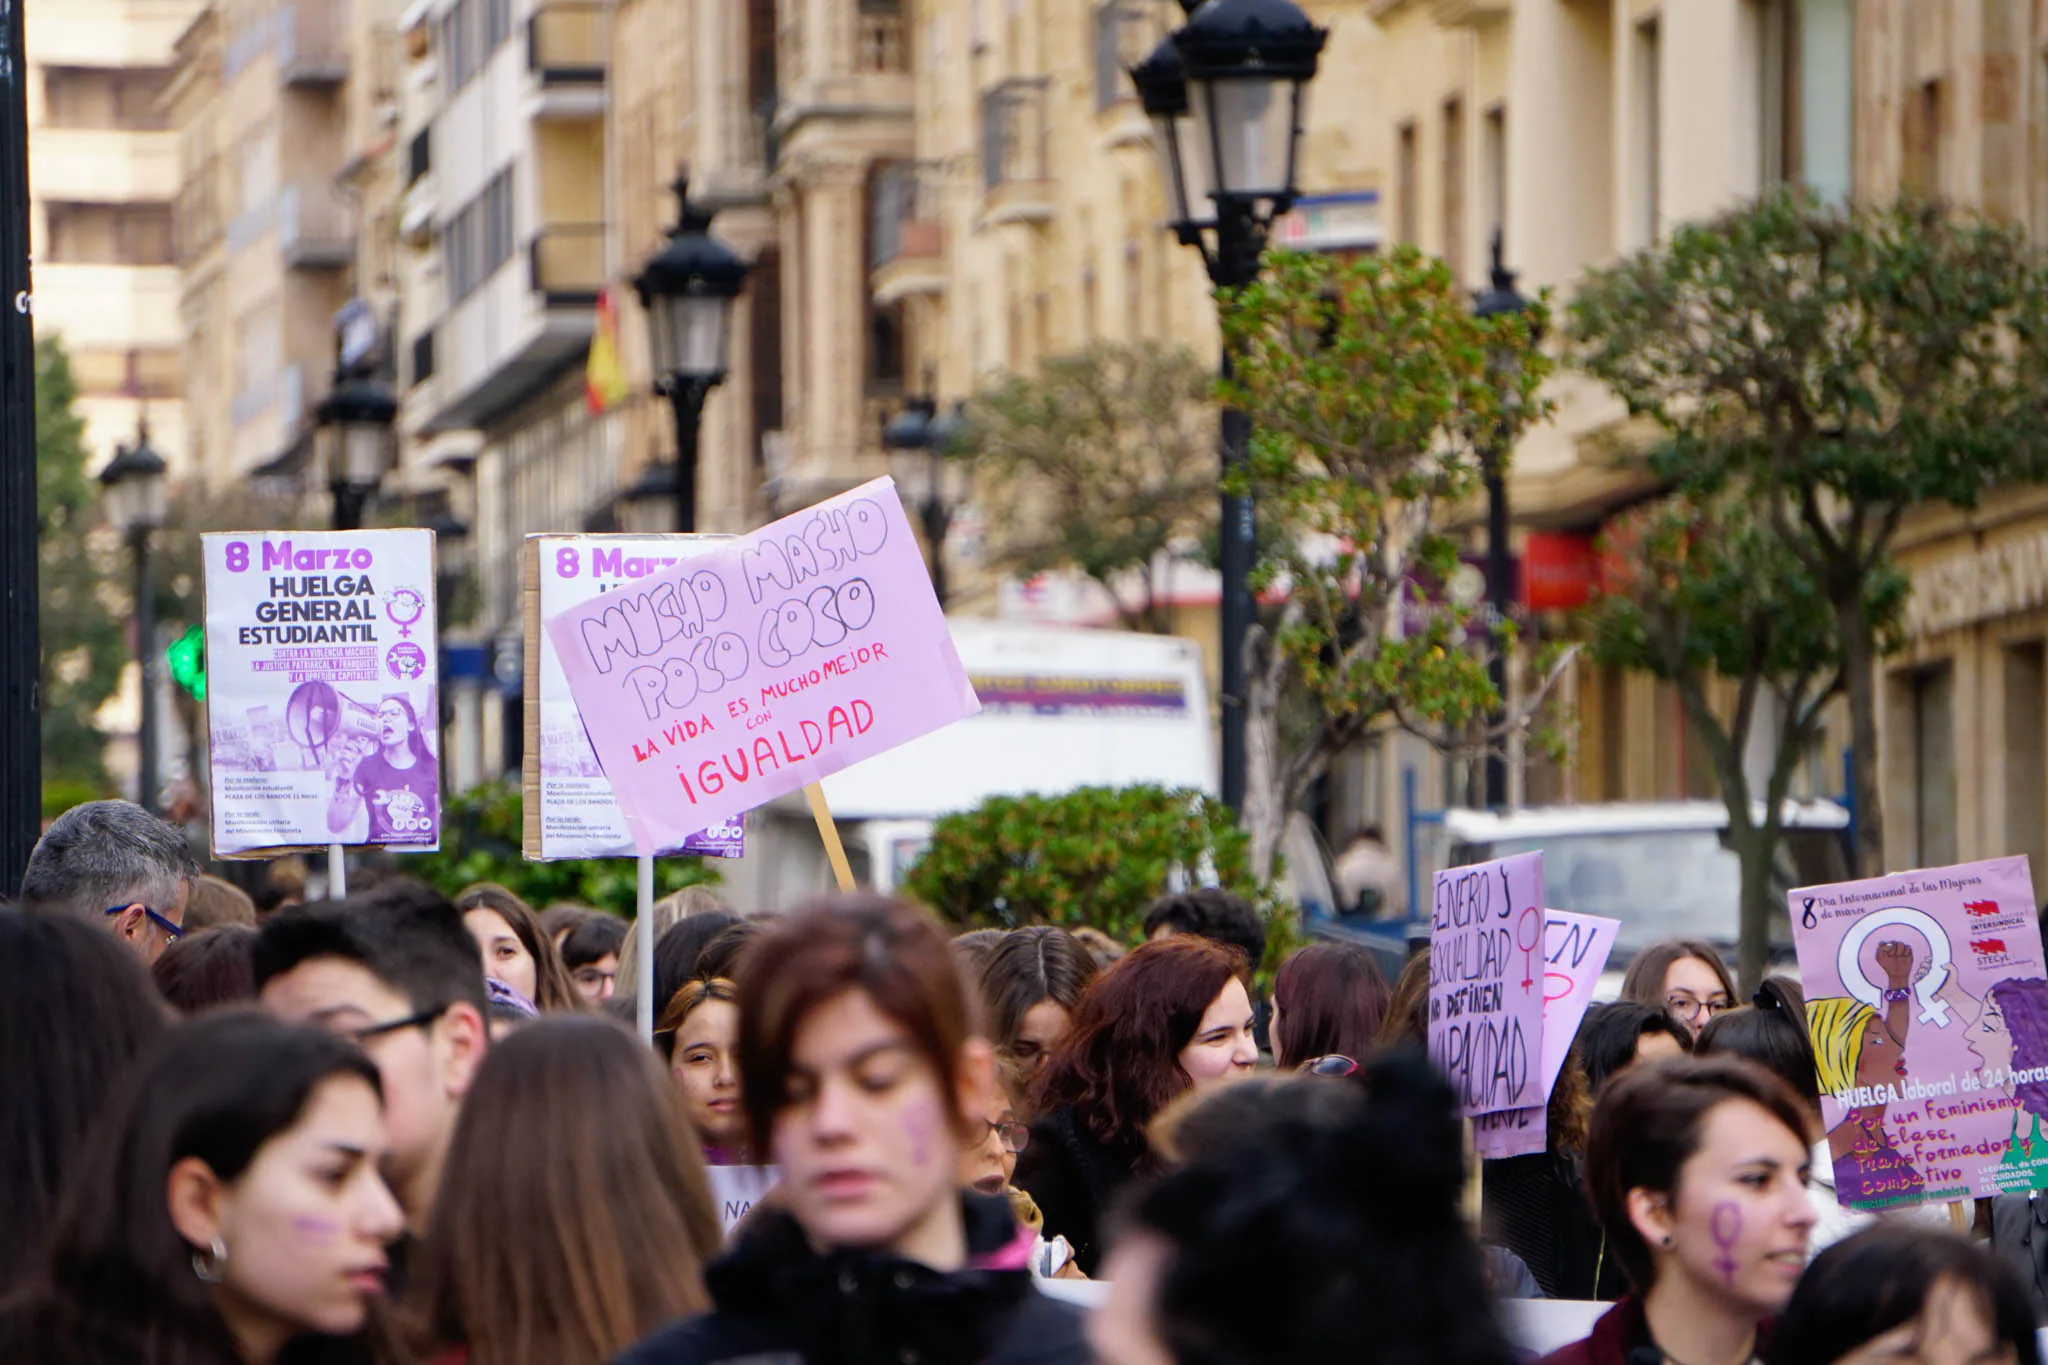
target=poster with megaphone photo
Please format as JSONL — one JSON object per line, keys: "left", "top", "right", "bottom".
{"left": 203, "top": 529, "right": 441, "bottom": 856}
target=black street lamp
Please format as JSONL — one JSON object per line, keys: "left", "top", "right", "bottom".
{"left": 883, "top": 397, "right": 968, "bottom": 608}
{"left": 316, "top": 366, "right": 399, "bottom": 532}
{"left": 632, "top": 172, "right": 749, "bottom": 535}
{"left": 98, "top": 419, "right": 169, "bottom": 814}
{"left": 1130, "top": 0, "right": 1324, "bottom": 814}
{"left": 1471, "top": 230, "right": 1535, "bottom": 810}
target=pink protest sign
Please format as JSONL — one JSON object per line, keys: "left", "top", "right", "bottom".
{"left": 1790, "top": 855, "right": 2048, "bottom": 1210}
{"left": 1473, "top": 909, "right": 1621, "bottom": 1159}
{"left": 1430, "top": 852, "right": 1547, "bottom": 1118}
{"left": 543, "top": 478, "right": 980, "bottom": 854}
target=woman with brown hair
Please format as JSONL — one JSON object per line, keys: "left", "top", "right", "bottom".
{"left": 453, "top": 884, "right": 581, "bottom": 1014}
{"left": 1537, "top": 1056, "right": 1817, "bottom": 1365}
{"left": 1619, "top": 938, "right": 1737, "bottom": 1041}
{"left": 978, "top": 925, "right": 1099, "bottom": 1077}
{"left": 1269, "top": 940, "right": 1390, "bottom": 1070}
{"left": 406, "top": 1015, "right": 720, "bottom": 1365}
{"left": 1015, "top": 936, "right": 1258, "bottom": 1276}
{"left": 614, "top": 895, "right": 1088, "bottom": 1365}
{"left": 655, "top": 977, "right": 748, "bottom": 1163}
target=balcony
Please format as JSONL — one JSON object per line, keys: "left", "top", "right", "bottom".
{"left": 276, "top": 1, "right": 349, "bottom": 86}
{"left": 855, "top": 10, "right": 907, "bottom": 74}
{"left": 527, "top": 3, "right": 607, "bottom": 119}
{"left": 980, "top": 79, "right": 1054, "bottom": 226}
{"left": 869, "top": 163, "right": 947, "bottom": 306}
{"left": 529, "top": 224, "right": 603, "bottom": 307}
{"left": 776, "top": 3, "right": 911, "bottom": 132}
{"left": 278, "top": 182, "right": 352, "bottom": 270}
{"left": 422, "top": 224, "right": 606, "bottom": 432}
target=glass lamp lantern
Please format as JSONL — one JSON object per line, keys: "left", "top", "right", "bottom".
{"left": 633, "top": 175, "right": 749, "bottom": 386}
{"left": 1173, "top": 0, "right": 1326, "bottom": 207}
{"left": 98, "top": 426, "right": 170, "bottom": 535}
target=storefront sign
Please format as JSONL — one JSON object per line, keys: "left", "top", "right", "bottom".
{"left": 1522, "top": 531, "right": 1599, "bottom": 612}
{"left": 203, "top": 530, "right": 441, "bottom": 856}
{"left": 1905, "top": 528, "right": 2048, "bottom": 639}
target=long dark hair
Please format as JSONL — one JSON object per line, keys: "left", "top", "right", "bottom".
{"left": 1694, "top": 977, "right": 1819, "bottom": 1107}
{"left": 1130, "top": 1053, "right": 1517, "bottom": 1365}
{"left": 406, "top": 1017, "right": 719, "bottom": 1365}
{"left": 1271, "top": 941, "right": 1390, "bottom": 1069}
{"left": 978, "top": 926, "right": 1098, "bottom": 1065}
{"left": 0, "top": 909, "right": 166, "bottom": 1289}
{"left": 379, "top": 693, "right": 434, "bottom": 767}
{"left": 454, "top": 884, "right": 583, "bottom": 1013}
{"left": 1033, "top": 937, "right": 1248, "bottom": 1166}
{"left": 1769, "top": 1226, "right": 2041, "bottom": 1365}
{"left": 1, "top": 1011, "right": 382, "bottom": 1365}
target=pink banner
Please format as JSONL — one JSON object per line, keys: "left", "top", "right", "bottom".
{"left": 1431, "top": 852, "right": 1547, "bottom": 1118}
{"left": 1473, "top": 909, "right": 1621, "bottom": 1158}
{"left": 544, "top": 479, "right": 980, "bottom": 854}
{"left": 1790, "top": 855, "right": 2048, "bottom": 1209}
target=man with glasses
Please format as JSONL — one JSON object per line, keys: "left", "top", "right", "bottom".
{"left": 253, "top": 881, "right": 489, "bottom": 1248}
{"left": 18, "top": 799, "right": 199, "bottom": 965}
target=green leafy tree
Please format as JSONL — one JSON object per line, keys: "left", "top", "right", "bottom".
{"left": 901, "top": 784, "right": 1290, "bottom": 975}
{"left": 408, "top": 781, "right": 718, "bottom": 911}
{"left": 36, "top": 338, "right": 125, "bottom": 792}
{"left": 1570, "top": 193, "right": 2048, "bottom": 876}
{"left": 1217, "top": 247, "right": 1554, "bottom": 876}
{"left": 1586, "top": 487, "right": 1905, "bottom": 987}
{"left": 963, "top": 341, "right": 1216, "bottom": 632}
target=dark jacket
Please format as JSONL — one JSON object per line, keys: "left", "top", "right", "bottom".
{"left": 1012, "top": 1105, "right": 1142, "bottom": 1277}
{"left": 1483, "top": 1152, "right": 1627, "bottom": 1301}
{"left": 1533, "top": 1297, "right": 1651, "bottom": 1365}
{"left": 1989, "top": 1192, "right": 2048, "bottom": 1324}
{"left": 612, "top": 1193, "right": 1088, "bottom": 1365}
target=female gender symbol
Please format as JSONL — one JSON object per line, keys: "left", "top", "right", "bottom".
{"left": 384, "top": 587, "right": 426, "bottom": 639}
{"left": 1708, "top": 1201, "right": 1742, "bottom": 1286}
{"left": 1516, "top": 905, "right": 1543, "bottom": 989}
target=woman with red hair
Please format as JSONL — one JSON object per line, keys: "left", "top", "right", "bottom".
{"left": 1015, "top": 937, "right": 1258, "bottom": 1275}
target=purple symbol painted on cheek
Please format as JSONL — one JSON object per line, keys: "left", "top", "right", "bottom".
{"left": 904, "top": 1101, "right": 938, "bottom": 1168}
{"left": 1709, "top": 1201, "right": 1742, "bottom": 1287}
{"left": 292, "top": 1215, "right": 341, "bottom": 1241}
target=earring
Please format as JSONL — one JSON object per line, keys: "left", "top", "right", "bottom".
{"left": 1660, "top": 1235, "right": 1674, "bottom": 1249}
{"left": 191, "top": 1236, "right": 228, "bottom": 1284}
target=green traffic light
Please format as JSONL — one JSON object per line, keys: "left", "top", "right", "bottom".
{"left": 167, "top": 625, "right": 205, "bottom": 700}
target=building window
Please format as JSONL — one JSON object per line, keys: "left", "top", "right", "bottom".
{"left": 1442, "top": 97, "right": 1465, "bottom": 283}
{"left": 2006, "top": 642, "right": 2047, "bottom": 894}
{"left": 40, "top": 65, "right": 172, "bottom": 130}
{"left": 1752, "top": 0, "right": 1798, "bottom": 189}
{"left": 1634, "top": 17, "right": 1661, "bottom": 244}
{"left": 42, "top": 202, "right": 174, "bottom": 265}
{"left": 1899, "top": 663, "right": 1959, "bottom": 867}
{"left": 440, "top": 0, "right": 511, "bottom": 91}
{"left": 1396, "top": 120, "right": 1418, "bottom": 245}
{"left": 1903, "top": 77, "right": 1943, "bottom": 197}
{"left": 444, "top": 167, "right": 516, "bottom": 303}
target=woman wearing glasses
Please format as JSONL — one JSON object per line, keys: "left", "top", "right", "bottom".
{"left": 1620, "top": 938, "right": 1737, "bottom": 1039}
{"left": 960, "top": 1057, "right": 1082, "bottom": 1279}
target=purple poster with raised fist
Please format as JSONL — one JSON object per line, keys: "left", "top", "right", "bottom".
{"left": 203, "top": 530, "right": 441, "bottom": 856}
{"left": 1790, "top": 855, "right": 2048, "bottom": 1209}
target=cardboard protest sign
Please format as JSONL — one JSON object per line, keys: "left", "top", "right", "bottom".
{"left": 523, "top": 535, "right": 745, "bottom": 860}
{"left": 543, "top": 478, "right": 980, "bottom": 854}
{"left": 203, "top": 530, "right": 440, "bottom": 856}
{"left": 1430, "top": 852, "right": 1547, "bottom": 1118}
{"left": 1790, "top": 855, "right": 2048, "bottom": 1209}
{"left": 1473, "top": 910, "right": 1621, "bottom": 1159}
{"left": 706, "top": 1165, "right": 778, "bottom": 1238}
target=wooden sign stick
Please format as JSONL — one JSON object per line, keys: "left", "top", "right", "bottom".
{"left": 804, "top": 782, "right": 857, "bottom": 893}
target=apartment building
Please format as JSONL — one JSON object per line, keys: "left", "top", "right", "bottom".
{"left": 26, "top": 0, "right": 200, "bottom": 474}
{"left": 168, "top": 0, "right": 397, "bottom": 495}
{"left": 1861, "top": 0, "right": 2048, "bottom": 894}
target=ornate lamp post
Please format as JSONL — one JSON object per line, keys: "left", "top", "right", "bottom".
{"left": 883, "top": 397, "right": 968, "bottom": 607}
{"left": 1471, "top": 231, "right": 1535, "bottom": 809}
{"left": 632, "top": 173, "right": 749, "bottom": 535}
{"left": 98, "top": 420, "right": 169, "bottom": 812}
{"left": 316, "top": 367, "right": 398, "bottom": 532}
{"left": 1130, "top": 0, "right": 1324, "bottom": 812}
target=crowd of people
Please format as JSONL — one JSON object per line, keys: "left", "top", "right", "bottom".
{"left": 1, "top": 797, "right": 2044, "bottom": 1365}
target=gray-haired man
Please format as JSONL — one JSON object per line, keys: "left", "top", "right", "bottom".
{"left": 19, "top": 799, "right": 200, "bottom": 964}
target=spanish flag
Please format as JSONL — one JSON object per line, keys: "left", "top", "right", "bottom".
{"left": 585, "top": 285, "right": 631, "bottom": 414}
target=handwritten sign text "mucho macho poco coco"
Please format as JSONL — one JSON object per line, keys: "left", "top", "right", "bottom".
{"left": 543, "top": 478, "right": 980, "bottom": 854}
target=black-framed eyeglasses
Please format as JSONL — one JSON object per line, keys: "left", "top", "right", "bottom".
{"left": 1298, "top": 1054, "right": 1361, "bottom": 1078}
{"left": 104, "top": 904, "right": 184, "bottom": 940}
{"left": 1664, "top": 993, "right": 1732, "bottom": 1024}
{"left": 342, "top": 1004, "right": 448, "bottom": 1045}
{"left": 979, "top": 1120, "right": 1030, "bottom": 1154}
